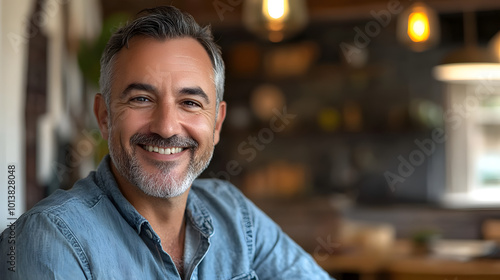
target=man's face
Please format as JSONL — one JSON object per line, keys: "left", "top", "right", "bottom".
{"left": 95, "top": 37, "right": 226, "bottom": 198}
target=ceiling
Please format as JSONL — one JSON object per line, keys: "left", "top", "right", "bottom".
{"left": 100, "top": 0, "right": 500, "bottom": 27}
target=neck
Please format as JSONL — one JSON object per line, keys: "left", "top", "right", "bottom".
{"left": 110, "top": 162, "right": 189, "bottom": 266}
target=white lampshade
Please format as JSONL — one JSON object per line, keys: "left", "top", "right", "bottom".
{"left": 433, "top": 13, "right": 500, "bottom": 83}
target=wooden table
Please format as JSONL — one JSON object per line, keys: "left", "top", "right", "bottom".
{"left": 314, "top": 240, "right": 500, "bottom": 280}
{"left": 387, "top": 240, "right": 500, "bottom": 280}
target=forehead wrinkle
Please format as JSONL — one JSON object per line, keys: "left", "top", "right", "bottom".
{"left": 173, "top": 54, "right": 210, "bottom": 63}
{"left": 147, "top": 62, "right": 211, "bottom": 78}
{"left": 169, "top": 53, "right": 212, "bottom": 70}
{"left": 159, "top": 62, "right": 210, "bottom": 74}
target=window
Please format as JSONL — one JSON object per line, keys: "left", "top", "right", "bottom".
{"left": 443, "top": 81, "right": 500, "bottom": 207}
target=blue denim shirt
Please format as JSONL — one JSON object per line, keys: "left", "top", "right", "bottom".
{"left": 0, "top": 156, "right": 332, "bottom": 279}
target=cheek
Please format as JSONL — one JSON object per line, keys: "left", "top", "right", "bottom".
{"left": 184, "top": 114, "right": 216, "bottom": 145}
{"left": 111, "top": 105, "right": 133, "bottom": 126}
{"left": 110, "top": 110, "right": 148, "bottom": 140}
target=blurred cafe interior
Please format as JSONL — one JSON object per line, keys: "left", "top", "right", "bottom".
{"left": 2, "top": 0, "right": 500, "bottom": 278}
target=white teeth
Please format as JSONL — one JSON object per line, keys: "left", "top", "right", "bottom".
{"left": 145, "top": 145, "right": 183, "bottom": 155}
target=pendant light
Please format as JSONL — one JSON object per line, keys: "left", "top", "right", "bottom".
{"left": 433, "top": 12, "right": 500, "bottom": 82}
{"left": 242, "top": 0, "right": 308, "bottom": 43}
{"left": 397, "top": 2, "right": 440, "bottom": 52}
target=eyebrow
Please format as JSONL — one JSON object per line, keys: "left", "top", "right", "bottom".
{"left": 120, "top": 83, "right": 210, "bottom": 104}
{"left": 121, "top": 83, "right": 158, "bottom": 98}
{"left": 179, "top": 86, "right": 210, "bottom": 105}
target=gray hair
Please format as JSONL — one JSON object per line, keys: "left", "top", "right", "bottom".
{"left": 99, "top": 6, "right": 225, "bottom": 108}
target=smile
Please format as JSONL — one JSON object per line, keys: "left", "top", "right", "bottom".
{"left": 142, "top": 145, "right": 184, "bottom": 155}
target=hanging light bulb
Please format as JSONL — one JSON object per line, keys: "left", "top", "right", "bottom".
{"left": 397, "top": 2, "right": 439, "bottom": 52}
{"left": 243, "top": 0, "right": 308, "bottom": 43}
{"left": 263, "top": 0, "right": 289, "bottom": 20}
{"left": 408, "top": 11, "right": 430, "bottom": 42}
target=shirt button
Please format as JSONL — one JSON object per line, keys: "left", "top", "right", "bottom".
{"left": 146, "top": 229, "right": 153, "bottom": 239}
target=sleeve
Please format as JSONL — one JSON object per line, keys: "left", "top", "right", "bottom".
{"left": 0, "top": 213, "right": 89, "bottom": 280}
{"left": 246, "top": 199, "right": 334, "bottom": 280}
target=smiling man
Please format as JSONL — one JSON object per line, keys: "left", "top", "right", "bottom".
{"left": 0, "top": 6, "right": 332, "bottom": 280}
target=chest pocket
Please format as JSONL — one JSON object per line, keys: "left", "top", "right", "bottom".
{"left": 227, "top": 270, "right": 258, "bottom": 280}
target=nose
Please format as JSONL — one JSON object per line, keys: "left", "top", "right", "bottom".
{"left": 149, "top": 101, "right": 182, "bottom": 139}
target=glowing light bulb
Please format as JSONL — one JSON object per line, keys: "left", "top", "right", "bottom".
{"left": 397, "top": 2, "right": 439, "bottom": 51}
{"left": 408, "top": 12, "right": 430, "bottom": 42}
{"left": 243, "top": 0, "right": 308, "bottom": 43}
{"left": 263, "top": 0, "right": 289, "bottom": 21}
{"left": 412, "top": 19, "right": 425, "bottom": 36}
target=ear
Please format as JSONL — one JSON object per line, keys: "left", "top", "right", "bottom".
{"left": 94, "top": 94, "right": 110, "bottom": 140}
{"left": 213, "top": 101, "right": 227, "bottom": 145}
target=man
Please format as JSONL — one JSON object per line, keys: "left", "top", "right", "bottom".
{"left": 1, "top": 6, "right": 332, "bottom": 279}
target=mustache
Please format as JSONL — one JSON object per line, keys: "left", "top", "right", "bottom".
{"left": 130, "top": 133, "right": 198, "bottom": 149}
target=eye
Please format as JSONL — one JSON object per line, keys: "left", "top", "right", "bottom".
{"left": 130, "top": 96, "right": 151, "bottom": 103}
{"left": 182, "top": 100, "right": 201, "bottom": 108}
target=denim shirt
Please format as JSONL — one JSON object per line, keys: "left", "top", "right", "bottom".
{"left": 0, "top": 156, "right": 332, "bottom": 279}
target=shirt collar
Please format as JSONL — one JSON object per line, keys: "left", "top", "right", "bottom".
{"left": 186, "top": 186, "right": 214, "bottom": 239}
{"left": 95, "top": 155, "right": 149, "bottom": 234}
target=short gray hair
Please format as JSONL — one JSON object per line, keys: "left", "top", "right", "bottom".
{"left": 99, "top": 6, "right": 225, "bottom": 107}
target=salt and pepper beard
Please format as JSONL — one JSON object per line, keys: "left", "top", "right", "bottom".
{"left": 108, "top": 125, "right": 214, "bottom": 198}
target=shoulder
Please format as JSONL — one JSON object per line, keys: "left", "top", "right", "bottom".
{"left": 0, "top": 171, "right": 108, "bottom": 279}
{"left": 22, "top": 171, "right": 103, "bottom": 219}
{"left": 2, "top": 171, "right": 106, "bottom": 245}
{"left": 191, "top": 184, "right": 332, "bottom": 279}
